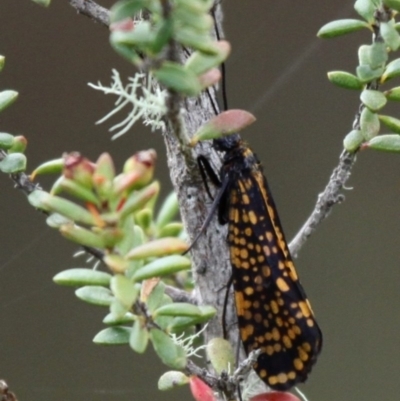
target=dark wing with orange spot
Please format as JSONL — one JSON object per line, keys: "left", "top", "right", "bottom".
{"left": 226, "top": 169, "right": 322, "bottom": 391}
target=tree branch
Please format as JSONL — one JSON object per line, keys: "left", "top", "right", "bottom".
{"left": 67, "top": 0, "right": 110, "bottom": 27}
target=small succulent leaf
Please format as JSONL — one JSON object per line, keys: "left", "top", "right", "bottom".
{"left": 327, "top": 71, "right": 363, "bottom": 90}
{"left": 93, "top": 326, "right": 131, "bottom": 345}
{"left": 145, "top": 280, "right": 165, "bottom": 312}
{"left": 158, "top": 371, "right": 189, "bottom": 391}
{"left": 356, "top": 65, "right": 384, "bottom": 83}
{"left": 381, "top": 20, "right": 400, "bottom": 51}
{"left": 154, "top": 302, "right": 203, "bottom": 318}
{"left": 151, "top": 18, "right": 174, "bottom": 54}
{"left": 360, "top": 107, "right": 380, "bottom": 140}
{"left": 368, "top": 42, "right": 389, "bottom": 69}
{"left": 343, "top": 129, "right": 364, "bottom": 152}
{"left": 110, "top": 41, "right": 142, "bottom": 66}
{"left": 0, "top": 90, "right": 18, "bottom": 113}
{"left": 174, "top": 28, "right": 218, "bottom": 55}
{"left": 104, "top": 254, "right": 130, "bottom": 274}
{"left": 354, "top": 0, "right": 376, "bottom": 23}
{"left": 75, "top": 286, "right": 114, "bottom": 306}
{"left": 132, "top": 255, "right": 191, "bottom": 281}
{"left": 129, "top": 318, "right": 149, "bottom": 353}
{"left": 382, "top": 58, "right": 400, "bottom": 82}
{"left": 31, "top": 158, "right": 63, "bottom": 179}
{"left": 0, "top": 55, "right": 4, "bottom": 72}
{"left": 120, "top": 181, "right": 160, "bottom": 219}
{"left": 110, "top": 0, "right": 147, "bottom": 23}
{"left": 206, "top": 338, "right": 236, "bottom": 375}
{"left": 360, "top": 89, "right": 387, "bottom": 111}
{"left": 103, "top": 311, "right": 135, "bottom": 326}
{"left": 153, "top": 62, "right": 201, "bottom": 96}
{"left": 46, "top": 213, "right": 72, "bottom": 228}
{"left": 127, "top": 238, "right": 188, "bottom": 260}
{"left": 0, "top": 153, "right": 26, "bottom": 173}
{"left": 158, "top": 222, "right": 184, "bottom": 238}
{"left": 60, "top": 224, "right": 106, "bottom": 248}
{"left": 167, "top": 305, "right": 216, "bottom": 331}
{"left": 191, "top": 110, "right": 256, "bottom": 145}
{"left": 383, "top": 0, "right": 400, "bottom": 12}
{"left": 155, "top": 192, "right": 179, "bottom": 229}
{"left": 110, "top": 298, "right": 130, "bottom": 319}
{"left": 385, "top": 86, "right": 400, "bottom": 100}
{"left": 358, "top": 44, "right": 371, "bottom": 66}
{"left": 189, "top": 376, "right": 216, "bottom": 401}
{"left": 41, "top": 195, "right": 99, "bottom": 226}
{"left": 150, "top": 329, "right": 187, "bottom": 369}
{"left": 173, "top": 6, "right": 213, "bottom": 32}
{"left": 134, "top": 208, "right": 153, "bottom": 231}
{"left": 53, "top": 268, "right": 112, "bottom": 287}
{"left": 378, "top": 114, "right": 400, "bottom": 133}
{"left": 0, "top": 133, "right": 14, "bottom": 150}
{"left": 110, "top": 274, "right": 139, "bottom": 308}
{"left": 317, "top": 19, "right": 370, "bottom": 38}
{"left": 59, "top": 178, "right": 100, "bottom": 206}
{"left": 8, "top": 135, "right": 27, "bottom": 154}
{"left": 366, "top": 134, "right": 400, "bottom": 152}
{"left": 27, "top": 190, "right": 52, "bottom": 211}
{"left": 185, "top": 41, "right": 231, "bottom": 75}
{"left": 31, "top": 0, "right": 51, "bottom": 6}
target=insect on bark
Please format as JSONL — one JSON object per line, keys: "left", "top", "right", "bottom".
{"left": 195, "top": 133, "right": 322, "bottom": 390}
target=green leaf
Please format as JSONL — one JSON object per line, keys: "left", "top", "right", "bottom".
{"left": 356, "top": 65, "right": 384, "bottom": 83}
{"left": 0, "top": 133, "right": 14, "bottom": 150}
{"left": 31, "top": 0, "right": 51, "bottom": 6}
{"left": 156, "top": 192, "right": 179, "bottom": 229}
{"left": 206, "top": 338, "right": 235, "bottom": 375}
{"left": 385, "top": 86, "right": 400, "bottom": 101}
{"left": 360, "top": 89, "right": 387, "bottom": 111}
{"left": 93, "top": 326, "right": 131, "bottom": 345}
{"left": 0, "top": 153, "right": 26, "bottom": 173}
{"left": 172, "top": 7, "right": 213, "bottom": 33}
{"left": 31, "top": 158, "right": 63, "bottom": 177}
{"left": 167, "top": 305, "right": 217, "bottom": 331}
{"left": 153, "top": 62, "right": 201, "bottom": 96}
{"left": 59, "top": 178, "right": 100, "bottom": 207}
{"left": 146, "top": 281, "right": 166, "bottom": 312}
{"left": 103, "top": 311, "right": 135, "bottom": 325}
{"left": 120, "top": 181, "right": 160, "bottom": 219}
{"left": 110, "top": 22, "right": 154, "bottom": 49}
{"left": 317, "top": 19, "right": 370, "bottom": 38}
{"left": 132, "top": 255, "right": 191, "bottom": 281}
{"left": 110, "top": 275, "right": 139, "bottom": 308}
{"left": 158, "top": 371, "right": 189, "bottom": 390}
{"left": 158, "top": 222, "right": 183, "bottom": 238}
{"left": 151, "top": 19, "right": 174, "bottom": 54}
{"left": 0, "top": 56, "right": 5, "bottom": 72}
{"left": 382, "top": 58, "right": 400, "bottom": 82}
{"left": 383, "top": 0, "right": 400, "bottom": 12}
{"left": 366, "top": 134, "right": 400, "bottom": 152}
{"left": 360, "top": 107, "right": 380, "bottom": 140}
{"left": 354, "top": 0, "right": 376, "bottom": 23}
{"left": 46, "top": 213, "right": 71, "bottom": 228}
{"left": 129, "top": 318, "right": 149, "bottom": 353}
{"left": 154, "top": 302, "right": 203, "bottom": 318}
{"left": 110, "top": 0, "right": 147, "bottom": 23}
{"left": 381, "top": 20, "right": 400, "bottom": 51}
{"left": 174, "top": 27, "right": 219, "bottom": 55}
{"left": 0, "top": 90, "right": 18, "bottom": 113}
{"left": 75, "top": 286, "right": 114, "bottom": 306}
{"left": 378, "top": 114, "right": 400, "bottom": 133}
{"left": 126, "top": 238, "right": 188, "bottom": 260}
{"left": 343, "top": 129, "right": 364, "bottom": 152}
{"left": 59, "top": 224, "right": 106, "bottom": 248}
{"left": 53, "top": 268, "right": 112, "bottom": 287}
{"left": 368, "top": 42, "right": 389, "bottom": 69}
{"left": 150, "top": 329, "right": 187, "bottom": 369}
{"left": 327, "top": 71, "right": 363, "bottom": 90}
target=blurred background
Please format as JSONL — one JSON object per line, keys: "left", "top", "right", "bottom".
{"left": 1, "top": 1, "right": 400, "bottom": 400}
